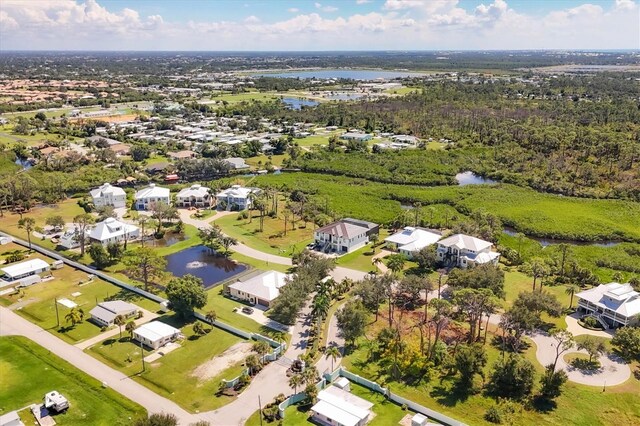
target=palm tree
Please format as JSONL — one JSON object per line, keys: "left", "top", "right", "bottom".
{"left": 302, "top": 366, "right": 318, "bottom": 385}
{"left": 205, "top": 310, "right": 217, "bottom": 324}
{"left": 252, "top": 340, "right": 270, "bottom": 365}
{"left": 288, "top": 373, "right": 304, "bottom": 394}
{"left": 245, "top": 354, "right": 260, "bottom": 376}
{"left": 114, "top": 314, "right": 126, "bottom": 338}
{"left": 325, "top": 346, "right": 341, "bottom": 371}
{"left": 17, "top": 217, "right": 35, "bottom": 249}
{"left": 192, "top": 321, "right": 206, "bottom": 336}
{"left": 64, "top": 307, "right": 84, "bottom": 327}
{"left": 125, "top": 320, "right": 136, "bottom": 339}
{"left": 311, "top": 293, "right": 330, "bottom": 326}
{"left": 565, "top": 283, "right": 580, "bottom": 309}
{"left": 387, "top": 254, "right": 406, "bottom": 276}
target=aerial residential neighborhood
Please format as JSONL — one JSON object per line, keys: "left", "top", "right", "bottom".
{"left": 0, "top": 2, "right": 639, "bottom": 426}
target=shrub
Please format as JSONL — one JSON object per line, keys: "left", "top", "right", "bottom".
{"left": 583, "top": 316, "right": 598, "bottom": 328}
{"left": 484, "top": 405, "right": 503, "bottom": 424}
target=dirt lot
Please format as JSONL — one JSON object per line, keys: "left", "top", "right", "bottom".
{"left": 191, "top": 341, "right": 253, "bottom": 382}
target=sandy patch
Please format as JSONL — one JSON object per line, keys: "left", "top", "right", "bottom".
{"left": 191, "top": 341, "right": 253, "bottom": 382}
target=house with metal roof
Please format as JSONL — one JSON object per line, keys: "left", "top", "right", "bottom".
{"left": 88, "top": 218, "right": 139, "bottom": 246}
{"left": 227, "top": 270, "right": 289, "bottom": 308}
{"left": 385, "top": 227, "right": 442, "bottom": 258}
{"left": 311, "top": 383, "right": 373, "bottom": 426}
{"left": 0, "top": 258, "right": 50, "bottom": 281}
{"left": 436, "top": 233, "right": 500, "bottom": 268}
{"left": 216, "top": 185, "right": 261, "bottom": 210}
{"left": 176, "top": 184, "right": 212, "bottom": 208}
{"left": 134, "top": 183, "right": 170, "bottom": 210}
{"left": 90, "top": 182, "right": 127, "bottom": 209}
{"left": 314, "top": 218, "right": 379, "bottom": 255}
{"left": 576, "top": 282, "right": 640, "bottom": 329}
{"left": 133, "top": 321, "right": 182, "bottom": 350}
{"left": 89, "top": 300, "right": 138, "bottom": 327}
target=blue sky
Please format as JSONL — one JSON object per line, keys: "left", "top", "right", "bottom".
{"left": 1, "top": 0, "right": 638, "bottom": 50}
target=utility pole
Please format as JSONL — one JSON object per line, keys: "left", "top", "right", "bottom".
{"left": 258, "top": 395, "right": 263, "bottom": 426}
{"left": 54, "top": 299, "right": 60, "bottom": 328}
{"left": 140, "top": 340, "right": 145, "bottom": 372}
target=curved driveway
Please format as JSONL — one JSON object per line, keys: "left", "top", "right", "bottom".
{"left": 529, "top": 331, "right": 631, "bottom": 386}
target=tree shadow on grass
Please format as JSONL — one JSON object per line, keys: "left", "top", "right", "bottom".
{"left": 430, "top": 380, "right": 472, "bottom": 407}
{"left": 532, "top": 396, "right": 557, "bottom": 413}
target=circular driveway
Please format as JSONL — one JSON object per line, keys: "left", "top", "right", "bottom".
{"left": 528, "top": 332, "right": 631, "bottom": 387}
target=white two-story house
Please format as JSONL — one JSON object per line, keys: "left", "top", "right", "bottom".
{"left": 176, "top": 184, "right": 212, "bottom": 208}
{"left": 90, "top": 183, "right": 127, "bottom": 209}
{"left": 576, "top": 282, "right": 640, "bottom": 329}
{"left": 436, "top": 233, "right": 500, "bottom": 268}
{"left": 216, "top": 185, "right": 261, "bottom": 210}
{"left": 134, "top": 184, "right": 170, "bottom": 210}
{"left": 88, "top": 217, "right": 140, "bottom": 246}
{"left": 314, "top": 218, "right": 379, "bottom": 255}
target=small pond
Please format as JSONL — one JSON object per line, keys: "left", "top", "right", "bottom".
{"left": 502, "top": 227, "right": 620, "bottom": 248}
{"left": 15, "top": 158, "right": 34, "bottom": 170}
{"left": 147, "top": 233, "right": 188, "bottom": 248}
{"left": 455, "top": 171, "right": 497, "bottom": 186}
{"left": 165, "top": 245, "right": 247, "bottom": 288}
{"left": 282, "top": 97, "right": 319, "bottom": 110}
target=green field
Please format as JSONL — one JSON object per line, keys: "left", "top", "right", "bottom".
{"left": 214, "top": 211, "right": 314, "bottom": 257}
{"left": 0, "top": 243, "right": 159, "bottom": 344}
{"left": 0, "top": 336, "right": 145, "bottom": 425}
{"left": 199, "top": 286, "right": 272, "bottom": 335}
{"left": 253, "top": 173, "right": 640, "bottom": 242}
{"left": 88, "top": 315, "right": 245, "bottom": 412}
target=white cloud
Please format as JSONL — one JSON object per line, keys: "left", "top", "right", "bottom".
{"left": 0, "top": 0, "right": 636, "bottom": 51}
{"left": 315, "top": 3, "right": 338, "bottom": 12}
{"left": 287, "top": 8, "right": 299, "bottom": 13}
{"left": 356, "top": 0, "right": 372, "bottom": 4}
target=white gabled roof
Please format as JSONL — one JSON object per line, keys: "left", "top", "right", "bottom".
{"left": 216, "top": 185, "right": 260, "bottom": 199}
{"left": 89, "top": 218, "right": 138, "bottom": 242}
{"left": 462, "top": 251, "right": 500, "bottom": 264}
{"left": 135, "top": 183, "right": 170, "bottom": 200}
{"left": 177, "top": 184, "right": 210, "bottom": 199}
{"left": 437, "top": 233, "right": 492, "bottom": 252}
{"left": 385, "top": 227, "right": 441, "bottom": 252}
{"left": 134, "top": 321, "right": 180, "bottom": 342}
{"left": 311, "top": 385, "right": 372, "bottom": 426}
{"left": 1, "top": 258, "right": 49, "bottom": 278}
{"left": 90, "top": 182, "right": 125, "bottom": 199}
{"left": 229, "top": 271, "right": 289, "bottom": 302}
{"left": 576, "top": 283, "right": 640, "bottom": 319}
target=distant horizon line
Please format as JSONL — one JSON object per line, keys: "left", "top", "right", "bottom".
{"left": 1, "top": 49, "right": 638, "bottom": 54}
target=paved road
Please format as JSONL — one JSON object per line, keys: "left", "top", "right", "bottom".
{"left": 0, "top": 306, "right": 199, "bottom": 425}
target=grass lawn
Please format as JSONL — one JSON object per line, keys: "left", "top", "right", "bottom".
{"left": 88, "top": 315, "right": 246, "bottom": 412}
{"left": 245, "top": 154, "right": 288, "bottom": 168}
{"left": 0, "top": 246, "right": 159, "bottom": 344}
{"left": 214, "top": 211, "right": 313, "bottom": 257}
{"left": 0, "top": 199, "right": 86, "bottom": 239}
{"left": 0, "top": 336, "right": 145, "bottom": 425}
{"left": 209, "top": 92, "right": 279, "bottom": 104}
{"left": 385, "top": 86, "right": 420, "bottom": 95}
{"left": 335, "top": 239, "right": 389, "bottom": 273}
{"left": 199, "top": 286, "right": 268, "bottom": 335}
